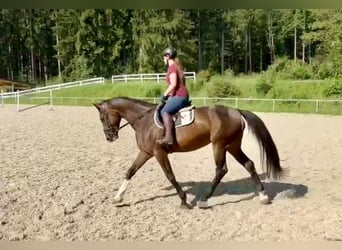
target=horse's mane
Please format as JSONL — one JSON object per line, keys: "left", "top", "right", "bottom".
{"left": 107, "top": 96, "right": 156, "bottom": 108}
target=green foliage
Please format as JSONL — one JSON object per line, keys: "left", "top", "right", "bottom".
{"left": 2, "top": 9, "right": 342, "bottom": 84}
{"left": 197, "top": 70, "right": 213, "bottom": 83}
{"left": 267, "top": 57, "right": 290, "bottom": 73}
{"left": 223, "top": 69, "right": 235, "bottom": 78}
{"left": 324, "top": 81, "right": 342, "bottom": 97}
{"left": 144, "top": 84, "right": 163, "bottom": 97}
{"left": 256, "top": 81, "right": 273, "bottom": 95}
{"left": 14, "top": 75, "right": 341, "bottom": 115}
{"left": 314, "top": 60, "right": 334, "bottom": 79}
{"left": 131, "top": 9, "right": 196, "bottom": 73}
{"left": 266, "top": 57, "right": 314, "bottom": 80}
{"left": 207, "top": 79, "right": 241, "bottom": 97}
{"left": 290, "top": 63, "right": 313, "bottom": 80}
{"left": 255, "top": 71, "right": 275, "bottom": 96}
{"left": 188, "top": 80, "right": 204, "bottom": 92}
{"left": 308, "top": 10, "right": 342, "bottom": 78}
{"left": 194, "top": 70, "right": 213, "bottom": 93}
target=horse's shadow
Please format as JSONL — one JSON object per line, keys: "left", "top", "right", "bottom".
{"left": 131, "top": 173, "right": 308, "bottom": 207}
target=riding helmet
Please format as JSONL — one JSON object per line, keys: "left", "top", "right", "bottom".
{"left": 163, "top": 47, "right": 177, "bottom": 59}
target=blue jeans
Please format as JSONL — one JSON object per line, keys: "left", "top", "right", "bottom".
{"left": 161, "top": 96, "right": 189, "bottom": 115}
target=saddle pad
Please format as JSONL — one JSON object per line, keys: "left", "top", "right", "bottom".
{"left": 154, "top": 106, "right": 195, "bottom": 129}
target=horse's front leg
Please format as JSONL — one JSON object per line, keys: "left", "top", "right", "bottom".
{"left": 154, "top": 150, "right": 193, "bottom": 209}
{"left": 114, "top": 150, "right": 152, "bottom": 203}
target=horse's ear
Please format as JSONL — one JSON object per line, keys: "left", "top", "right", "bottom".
{"left": 93, "top": 103, "right": 101, "bottom": 111}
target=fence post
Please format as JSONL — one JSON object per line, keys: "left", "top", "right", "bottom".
{"left": 125, "top": 75, "right": 127, "bottom": 83}
{"left": 140, "top": 74, "right": 143, "bottom": 83}
{"left": 157, "top": 74, "right": 160, "bottom": 83}
{"left": 315, "top": 100, "right": 319, "bottom": 113}
{"left": 16, "top": 90, "right": 20, "bottom": 112}
{"left": 272, "top": 99, "right": 275, "bottom": 112}
{"left": 49, "top": 89, "right": 53, "bottom": 110}
{"left": 1, "top": 89, "right": 3, "bottom": 107}
{"left": 235, "top": 98, "right": 238, "bottom": 108}
{"left": 193, "top": 72, "right": 196, "bottom": 83}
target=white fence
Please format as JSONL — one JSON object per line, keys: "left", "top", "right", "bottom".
{"left": 0, "top": 77, "right": 105, "bottom": 111}
{"left": 4, "top": 96, "right": 340, "bottom": 115}
{"left": 111, "top": 72, "right": 196, "bottom": 83}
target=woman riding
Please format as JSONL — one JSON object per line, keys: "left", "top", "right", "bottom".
{"left": 158, "top": 47, "right": 190, "bottom": 146}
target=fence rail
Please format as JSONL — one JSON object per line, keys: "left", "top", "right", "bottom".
{"left": 1, "top": 77, "right": 104, "bottom": 98}
{"left": 0, "top": 77, "right": 105, "bottom": 111}
{"left": 3, "top": 96, "right": 341, "bottom": 115}
{"left": 111, "top": 72, "right": 196, "bottom": 83}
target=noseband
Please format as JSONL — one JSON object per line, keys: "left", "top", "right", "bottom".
{"left": 104, "top": 126, "right": 118, "bottom": 137}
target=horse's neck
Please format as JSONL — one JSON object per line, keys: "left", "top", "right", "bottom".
{"left": 114, "top": 100, "right": 151, "bottom": 125}
{"left": 123, "top": 109, "right": 138, "bottom": 123}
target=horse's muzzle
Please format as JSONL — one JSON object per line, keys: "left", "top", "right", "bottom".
{"left": 106, "top": 130, "right": 119, "bottom": 142}
{"left": 107, "top": 135, "right": 118, "bottom": 142}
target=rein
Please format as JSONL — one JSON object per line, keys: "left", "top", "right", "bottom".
{"left": 118, "top": 106, "right": 156, "bottom": 130}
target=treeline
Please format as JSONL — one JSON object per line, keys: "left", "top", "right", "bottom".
{"left": 1, "top": 9, "right": 342, "bottom": 84}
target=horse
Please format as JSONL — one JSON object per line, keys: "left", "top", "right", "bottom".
{"left": 93, "top": 96, "right": 283, "bottom": 209}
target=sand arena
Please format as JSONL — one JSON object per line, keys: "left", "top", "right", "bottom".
{"left": 0, "top": 105, "right": 342, "bottom": 240}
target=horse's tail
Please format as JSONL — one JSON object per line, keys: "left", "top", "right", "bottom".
{"left": 239, "top": 110, "right": 283, "bottom": 180}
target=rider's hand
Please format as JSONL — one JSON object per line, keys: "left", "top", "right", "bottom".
{"left": 160, "top": 95, "right": 169, "bottom": 103}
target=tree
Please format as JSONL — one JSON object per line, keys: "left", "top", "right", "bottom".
{"left": 308, "top": 9, "right": 342, "bottom": 77}
{"left": 131, "top": 9, "right": 196, "bottom": 73}
{"left": 1, "top": 9, "right": 342, "bottom": 83}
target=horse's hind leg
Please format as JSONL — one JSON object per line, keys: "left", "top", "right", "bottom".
{"left": 204, "top": 143, "right": 228, "bottom": 201}
{"left": 227, "top": 144, "right": 269, "bottom": 204}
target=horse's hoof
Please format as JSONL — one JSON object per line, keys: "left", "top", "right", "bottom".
{"left": 113, "top": 196, "right": 123, "bottom": 203}
{"left": 197, "top": 198, "right": 216, "bottom": 209}
{"left": 197, "top": 200, "right": 208, "bottom": 209}
{"left": 259, "top": 192, "right": 270, "bottom": 204}
{"left": 260, "top": 197, "right": 270, "bottom": 204}
{"left": 186, "top": 195, "right": 197, "bottom": 206}
{"left": 180, "top": 202, "right": 193, "bottom": 209}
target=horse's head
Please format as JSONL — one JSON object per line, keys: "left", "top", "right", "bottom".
{"left": 93, "top": 101, "right": 121, "bottom": 142}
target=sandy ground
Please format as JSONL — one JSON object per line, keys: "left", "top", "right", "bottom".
{"left": 0, "top": 104, "right": 342, "bottom": 241}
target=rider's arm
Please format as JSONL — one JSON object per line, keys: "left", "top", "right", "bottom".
{"left": 163, "top": 72, "right": 177, "bottom": 96}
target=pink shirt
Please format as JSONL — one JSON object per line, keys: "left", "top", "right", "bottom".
{"left": 166, "top": 64, "right": 188, "bottom": 97}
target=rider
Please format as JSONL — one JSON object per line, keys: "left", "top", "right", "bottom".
{"left": 158, "top": 47, "right": 190, "bottom": 146}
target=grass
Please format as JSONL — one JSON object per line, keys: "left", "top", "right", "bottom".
{"left": 4, "top": 76, "right": 342, "bottom": 115}
{"left": 52, "top": 81, "right": 163, "bottom": 98}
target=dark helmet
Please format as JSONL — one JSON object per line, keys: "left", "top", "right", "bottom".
{"left": 163, "top": 47, "right": 177, "bottom": 58}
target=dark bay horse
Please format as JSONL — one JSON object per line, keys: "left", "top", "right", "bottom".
{"left": 93, "top": 97, "right": 283, "bottom": 209}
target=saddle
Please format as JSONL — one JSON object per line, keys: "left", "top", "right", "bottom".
{"left": 154, "top": 102, "right": 195, "bottom": 129}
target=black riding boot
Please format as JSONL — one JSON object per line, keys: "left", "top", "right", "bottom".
{"left": 158, "top": 113, "right": 174, "bottom": 146}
